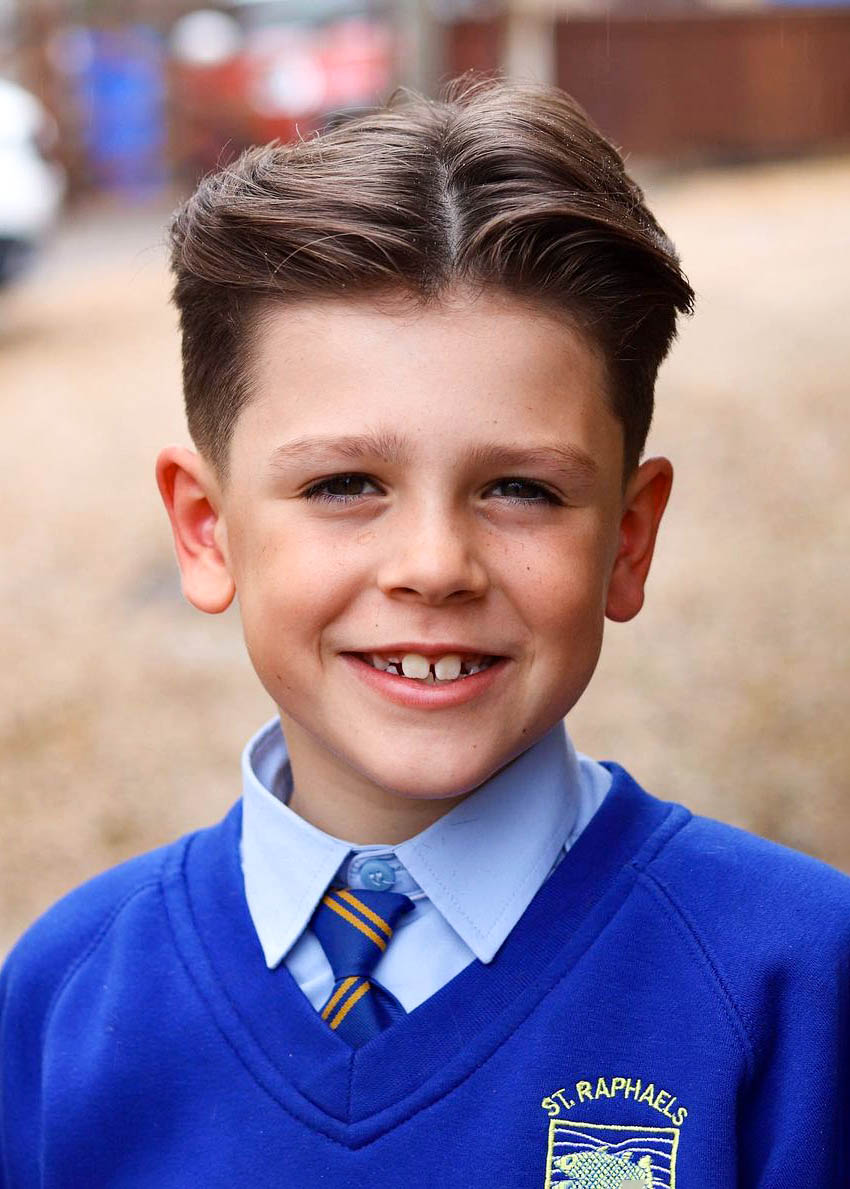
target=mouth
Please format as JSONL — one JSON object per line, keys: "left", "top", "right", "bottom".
{"left": 350, "top": 650, "right": 501, "bottom": 685}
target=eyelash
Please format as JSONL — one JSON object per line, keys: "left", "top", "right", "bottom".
{"left": 301, "top": 474, "right": 562, "bottom": 506}
{"left": 302, "top": 474, "right": 382, "bottom": 503}
{"left": 488, "top": 478, "right": 562, "bottom": 506}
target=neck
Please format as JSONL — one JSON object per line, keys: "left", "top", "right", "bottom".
{"left": 281, "top": 715, "right": 468, "bottom": 844}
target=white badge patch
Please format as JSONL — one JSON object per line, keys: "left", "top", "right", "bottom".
{"left": 544, "top": 1120, "right": 679, "bottom": 1189}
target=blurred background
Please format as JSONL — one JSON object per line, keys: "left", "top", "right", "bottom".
{"left": 1, "top": 0, "right": 848, "bottom": 951}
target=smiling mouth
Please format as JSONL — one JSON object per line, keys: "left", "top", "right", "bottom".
{"left": 351, "top": 652, "right": 500, "bottom": 685}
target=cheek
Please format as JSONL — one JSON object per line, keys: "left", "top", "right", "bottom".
{"left": 527, "top": 584, "right": 607, "bottom": 660}
{"left": 505, "top": 524, "right": 612, "bottom": 631}
{"left": 234, "top": 525, "right": 366, "bottom": 650}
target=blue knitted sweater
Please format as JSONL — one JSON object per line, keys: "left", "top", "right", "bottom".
{"left": 2, "top": 766, "right": 849, "bottom": 1187}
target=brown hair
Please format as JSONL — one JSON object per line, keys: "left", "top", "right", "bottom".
{"left": 170, "top": 74, "right": 693, "bottom": 478}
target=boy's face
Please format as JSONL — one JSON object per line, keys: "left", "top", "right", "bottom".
{"left": 159, "top": 290, "right": 670, "bottom": 837}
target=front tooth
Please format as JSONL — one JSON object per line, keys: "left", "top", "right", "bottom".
{"left": 371, "top": 655, "right": 390, "bottom": 671}
{"left": 401, "top": 653, "right": 430, "bottom": 680}
{"left": 434, "top": 654, "right": 462, "bottom": 681}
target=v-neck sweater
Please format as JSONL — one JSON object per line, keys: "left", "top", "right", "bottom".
{"left": 2, "top": 766, "right": 849, "bottom": 1186}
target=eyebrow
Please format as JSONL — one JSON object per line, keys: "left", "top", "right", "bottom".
{"left": 268, "top": 431, "right": 411, "bottom": 470}
{"left": 467, "top": 442, "right": 599, "bottom": 485}
{"left": 267, "top": 433, "right": 598, "bottom": 484}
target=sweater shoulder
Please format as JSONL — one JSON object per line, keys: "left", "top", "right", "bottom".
{"left": 637, "top": 808, "right": 850, "bottom": 1021}
{"left": 632, "top": 808, "right": 850, "bottom": 1067}
{"left": 645, "top": 810, "right": 850, "bottom": 935}
{"left": 1, "top": 834, "right": 189, "bottom": 1021}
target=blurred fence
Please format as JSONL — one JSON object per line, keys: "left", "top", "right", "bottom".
{"left": 451, "top": 9, "right": 850, "bottom": 161}
{"left": 555, "top": 12, "right": 850, "bottom": 159}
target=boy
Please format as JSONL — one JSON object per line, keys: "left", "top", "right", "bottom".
{"left": 2, "top": 75, "right": 848, "bottom": 1186}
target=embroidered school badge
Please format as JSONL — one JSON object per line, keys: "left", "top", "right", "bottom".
{"left": 540, "top": 1076, "right": 685, "bottom": 1188}
{"left": 544, "top": 1120, "right": 679, "bottom": 1188}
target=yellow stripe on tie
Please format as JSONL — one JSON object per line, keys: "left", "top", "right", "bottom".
{"left": 329, "top": 979, "right": 371, "bottom": 1031}
{"left": 320, "top": 976, "right": 358, "bottom": 1021}
{"left": 322, "top": 895, "right": 388, "bottom": 951}
{"left": 335, "top": 888, "right": 392, "bottom": 937}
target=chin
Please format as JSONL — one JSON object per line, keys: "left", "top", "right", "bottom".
{"left": 366, "top": 751, "right": 510, "bottom": 802}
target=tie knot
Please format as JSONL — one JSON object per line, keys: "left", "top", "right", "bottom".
{"left": 311, "top": 887, "right": 414, "bottom": 980}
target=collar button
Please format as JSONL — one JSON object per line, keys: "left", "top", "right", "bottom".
{"left": 359, "top": 858, "right": 396, "bottom": 890}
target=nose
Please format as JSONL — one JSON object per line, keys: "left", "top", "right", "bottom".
{"left": 376, "top": 500, "right": 488, "bottom": 606}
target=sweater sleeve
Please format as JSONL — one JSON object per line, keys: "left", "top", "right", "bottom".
{"left": 736, "top": 915, "right": 850, "bottom": 1186}
{"left": 645, "top": 814, "right": 850, "bottom": 1186}
{"left": 0, "top": 852, "right": 167, "bottom": 1184}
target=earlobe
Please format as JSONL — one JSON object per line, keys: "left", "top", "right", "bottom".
{"left": 155, "top": 446, "right": 235, "bottom": 614}
{"left": 605, "top": 457, "right": 673, "bottom": 623}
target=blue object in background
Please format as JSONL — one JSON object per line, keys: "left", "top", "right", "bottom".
{"left": 77, "top": 26, "right": 167, "bottom": 195}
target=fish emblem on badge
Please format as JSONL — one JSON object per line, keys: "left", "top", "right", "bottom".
{"left": 552, "top": 1146, "right": 654, "bottom": 1186}
{"left": 545, "top": 1122, "right": 679, "bottom": 1189}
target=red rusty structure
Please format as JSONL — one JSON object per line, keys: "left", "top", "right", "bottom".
{"left": 447, "top": 8, "right": 850, "bottom": 162}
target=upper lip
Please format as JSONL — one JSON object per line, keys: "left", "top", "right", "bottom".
{"left": 347, "top": 644, "right": 506, "bottom": 658}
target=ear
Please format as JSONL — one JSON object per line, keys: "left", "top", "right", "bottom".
{"left": 605, "top": 456, "right": 673, "bottom": 623}
{"left": 155, "top": 445, "right": 235, "bottom": 614}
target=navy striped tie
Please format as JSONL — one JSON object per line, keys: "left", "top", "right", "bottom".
{"left": 310, "top": 887, "right": 414, "bottom": 1047}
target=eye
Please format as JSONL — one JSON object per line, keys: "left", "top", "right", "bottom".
{"left": 485, "top": 478, "right": 562, "bottom": 506}
{"left": 302, "top": 473, "right": 382, "bottom": 503}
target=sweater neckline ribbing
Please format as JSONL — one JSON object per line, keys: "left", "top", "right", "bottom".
{"left": 161, "top": 764, "right": 687, "bottom": 1148}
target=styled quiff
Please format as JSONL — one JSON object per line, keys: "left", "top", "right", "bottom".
{"left": 170, "top": 74, "right": 693, "bottom": 477}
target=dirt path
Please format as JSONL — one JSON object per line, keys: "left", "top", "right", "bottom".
{"left": 2, "top": 158, "right": 848, "bottom": 951}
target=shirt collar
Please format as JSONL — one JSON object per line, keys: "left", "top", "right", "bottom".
{"left": 240, "top": 716, "right": 582, "bottom": 967}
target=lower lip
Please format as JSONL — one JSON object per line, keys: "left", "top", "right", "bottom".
{"left": 342, "top": 654, "right": 509, "bottom": 709}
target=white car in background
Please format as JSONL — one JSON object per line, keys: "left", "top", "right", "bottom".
{"left": 0, "top": 77, "right": 65, "bottom": 286}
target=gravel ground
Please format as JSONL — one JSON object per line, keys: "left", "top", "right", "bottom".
{"left": 2, "top": 158, "right": 849, "bottom": 953}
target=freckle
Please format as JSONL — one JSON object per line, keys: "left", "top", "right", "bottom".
{"left": 357, "top": 531, "right": 375, "bottom": 545}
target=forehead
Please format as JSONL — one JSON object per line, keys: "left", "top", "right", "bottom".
{"left": 235, "top": 289, "right": 622, "bottom": 471}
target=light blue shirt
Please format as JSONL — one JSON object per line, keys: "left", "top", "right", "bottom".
{"left": 240, "top": 718, "right": 611, "bottom": 1012}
